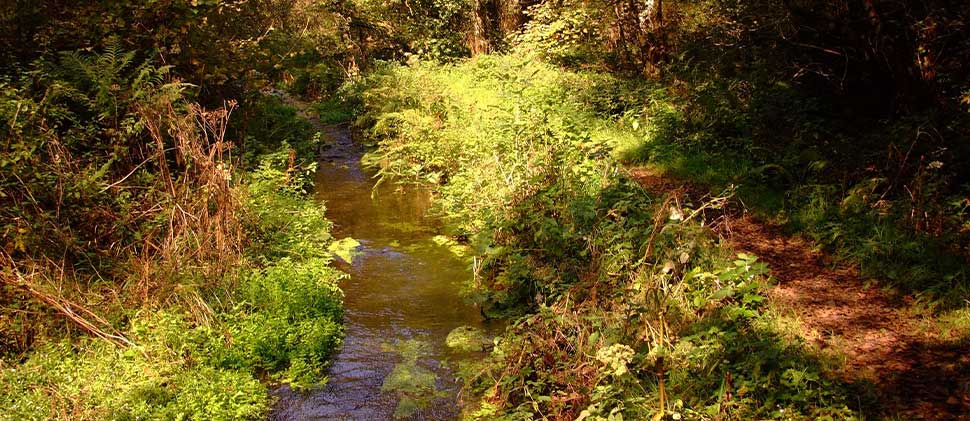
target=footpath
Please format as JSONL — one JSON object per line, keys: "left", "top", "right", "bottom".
{"left": 629, "top": 166, "right": 970, "bottom": 419}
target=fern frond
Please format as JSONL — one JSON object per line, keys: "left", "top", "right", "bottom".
{"left": 43, "top": 42, "right": 188, "bottom": 120}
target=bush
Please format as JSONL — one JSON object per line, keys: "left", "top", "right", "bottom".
{"left": 288, "top": 62, "right": 346, "bottom": 100}
{"left": 239, "top": 95, "right": 317, "bottom": 162}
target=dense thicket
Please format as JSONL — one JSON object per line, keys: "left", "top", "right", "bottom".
{"left": 349, "top": 0, "right": 970, "bottom": 419}
{"left": 1, "top": 1, "right": 348, "bottom": 417}
{"left": 2, "top": 0, "right": 276, "bottom": 352}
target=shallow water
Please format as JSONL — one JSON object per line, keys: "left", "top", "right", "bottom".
{"left": 271, "top": 127, "right": 493, "bottom": 420}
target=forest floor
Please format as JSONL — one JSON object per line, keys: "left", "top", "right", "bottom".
{"left": 628, "top": 166, "right": 970, "bottom": 420}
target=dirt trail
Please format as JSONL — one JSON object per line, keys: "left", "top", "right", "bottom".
{"left": 629, "top": 166, "right": 970, "bottom": 420}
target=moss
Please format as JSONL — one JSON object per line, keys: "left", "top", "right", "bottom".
{"left": 328, "top": 237, "right": 363, "bottom": 264}
{"left": 445, "top": 326, "right": 491, "bottom": 353}
{"left": 380, "top": 339, "right": 445, "bottom": 419}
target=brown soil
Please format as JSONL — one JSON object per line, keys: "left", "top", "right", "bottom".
{"left": 629, "top": 166, "right": 970, "bottom": 420}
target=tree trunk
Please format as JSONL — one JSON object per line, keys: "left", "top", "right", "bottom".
{"left": 468, "top": 0, "right": 489, "bottom": 55}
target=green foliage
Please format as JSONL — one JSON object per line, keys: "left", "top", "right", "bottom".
{"left": 239, "top": 95, "right": 317, "bottom": 162}
{"left": 0, "top": 317, "right": 269, "bottom": 420}
{"left": 226, "top": 257, "right": 344, "bottom": 387}
{"left": 514, "top": 1, "right": 606, "bottom": 67}
{"left": 355, "top": 0, "right": 472, "bottom": 60}
{"left": 359, "top": 55, "right": 629, "bottom": 312}
{"left": 619, "top": 60, "right": 970, "bottom": 307}
{"left": 357, "top": 55, "right": 864, "bottom": 419}
{"left": 0, "top": 0, "right": 363, "bottom": 417}
{"left": 0, "top": 147, "right": 345, "bottom": 417}
{"left": 328, "top": 237, "right": 363, "bottom": 264}
{"left": 0, "top": 46, "right": 191, "bottom": 275}
{"left": 0, "top": 148, "right": 345, "bottom": 416}
{"left": 1, "top": 38, "right": 345, "bottom": 417}
{"left": 486, "top": 0, "right": 970, "bottom": 309}
{"left": 288, "top": 62, "right": 347, "bottom": 100}
{"left": 47, "top": 38, "right": 182, "bottom": 120}
{"left": 787, "top": 180, "right": 970, "bottom": 307}
{"left": 308, "top": 78, "right": 366, "bottom": 124}
{"left": 229, "top": 151, "right": 346, "bottom": 388}
{"left": 244, "top": 152, "right": 330, "bottom": 262}
{"left": 5, "top": 0, "right": 969, "bottom": 418}
{"left": 2, "top": 0, "right": 309, "bottom": 97}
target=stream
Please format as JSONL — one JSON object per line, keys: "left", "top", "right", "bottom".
{"left": 270, "top": 125, "right": 494, "bottom": 420}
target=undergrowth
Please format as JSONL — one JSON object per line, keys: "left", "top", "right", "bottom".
{"left": 0, "top": 148, "right": 344, "bottom": 420}
{"left": 0, "top": 44, "right": 344, "bottom": 419}
{"left": 616, "top": 56, "right": 970, "bottom": 310}
{"left": 356, "top": 55, "right": 866, "bottom": 419}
